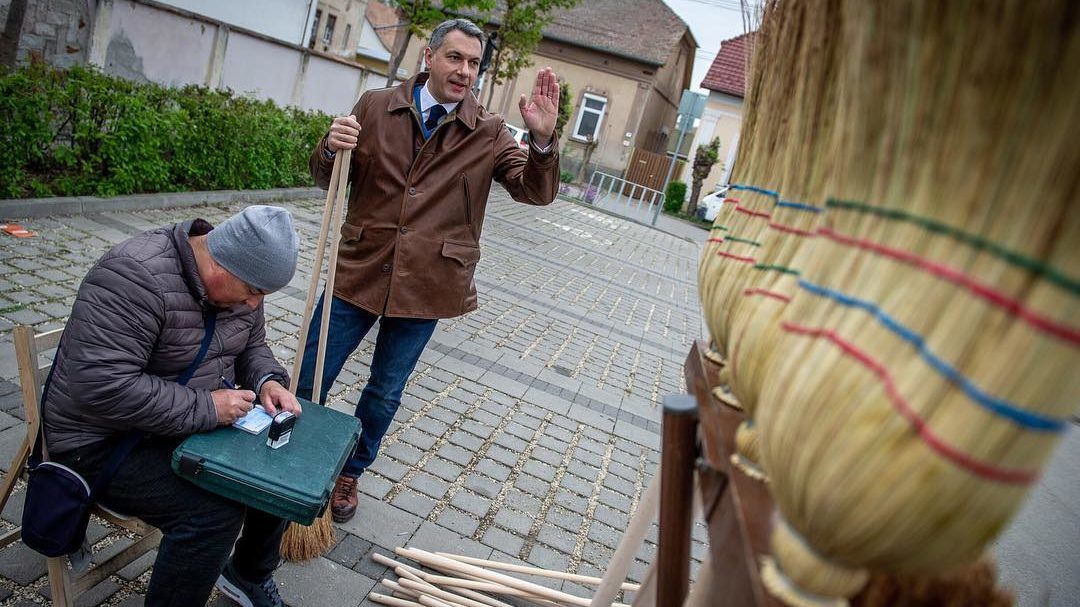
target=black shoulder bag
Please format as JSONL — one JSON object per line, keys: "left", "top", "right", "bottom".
{"left": 21, "top": 311, "right": 217, "bottom": 557}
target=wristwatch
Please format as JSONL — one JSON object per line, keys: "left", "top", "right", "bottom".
{"left": 322, "top": 140, "right": 336, "bottom": 160}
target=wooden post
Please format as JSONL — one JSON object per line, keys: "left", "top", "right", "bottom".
{"left": 656, "top": 394, "right": 698, "bottom": 606}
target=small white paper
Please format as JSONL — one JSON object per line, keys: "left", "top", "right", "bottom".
{"left": 233, "top": 406, "right": 273, "bottom": 434}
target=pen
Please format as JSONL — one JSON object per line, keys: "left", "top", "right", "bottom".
{"left": 220, "top": 375, "right": 239, "bottom": 390}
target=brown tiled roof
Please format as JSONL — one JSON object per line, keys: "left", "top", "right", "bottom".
{"left": 366, "top": 0, "right": 402, "bottom": 52}
{"left": 459, "top": 0, "right": 694, "bottom": 66}
{"left": 701, "top": 32, "right": 755, "bottom": 97}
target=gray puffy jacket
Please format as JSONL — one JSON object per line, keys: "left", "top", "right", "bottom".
{"left": 43, "top": 219, "right": 288, "bottom": 453}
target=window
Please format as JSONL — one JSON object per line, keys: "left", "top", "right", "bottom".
{"left": 342, "top": 24, "right": 352, "bottom": 50}
{"left": 572, "top": 93, "right": 607, "bottom": 142}
{"left": 323, "top": 14, "right": 337, "bottom": 46}
{"left": 307, "top": 10, "right": 321, "bottom": 48}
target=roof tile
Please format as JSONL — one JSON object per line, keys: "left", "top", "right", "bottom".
{"left": 701, "top": 32, "right": 755, "bottom": 97}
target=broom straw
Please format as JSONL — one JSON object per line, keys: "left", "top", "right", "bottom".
{"left": 749, "top": 1, "right": 1080, "bottom": 604}
{"left": 723, "top": 0, "right": 841, "bottom": 480}
{"left": 281, "top": 149, "right": 353, "bottom": 562}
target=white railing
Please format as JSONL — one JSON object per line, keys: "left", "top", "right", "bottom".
{"left": 583, "top": 172, "right": 666, "bottom": 226}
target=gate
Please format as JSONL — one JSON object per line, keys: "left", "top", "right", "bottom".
{"left": 624, "top": 148, "right": 684, "bottom": 193}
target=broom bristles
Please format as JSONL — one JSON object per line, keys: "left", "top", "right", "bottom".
{"left": 694, "top": 0, "right": 1079, "bottom": 605}
{"left": 280, "top": 508, "right": 336, "bottom": 562}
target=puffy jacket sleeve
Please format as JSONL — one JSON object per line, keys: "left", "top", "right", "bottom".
{"left": 235, "top": 301, "right": 288, "bottom": 391}
{"left": 63, "top": 255, "right": 219, "bottom": 435}
{"left": 493, "top": 121, "right": 560, "bottom": 206}
{"left": 309, "top": 95, "right": 368, "bottom": 190}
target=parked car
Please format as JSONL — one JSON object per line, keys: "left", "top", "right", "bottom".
{"left": 697, "top": 185, "right": 731, "bottom": 221}
{"left": 505, "top": 123, "right": 530, "bottom": 150}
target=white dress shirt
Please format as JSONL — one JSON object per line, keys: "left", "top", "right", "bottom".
{"left": 418, "top": 82, "right": 459, "bottom": 126}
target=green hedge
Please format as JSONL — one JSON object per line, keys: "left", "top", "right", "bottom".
{"left": 664, "top": 180, "right": 687, "bottom": 213}
{"left": 0, "top": 63, "right": 332, "bottom": 199}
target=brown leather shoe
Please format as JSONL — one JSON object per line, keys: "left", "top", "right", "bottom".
{"left": 331, "top": 475, "right": 358, "bottom": 523}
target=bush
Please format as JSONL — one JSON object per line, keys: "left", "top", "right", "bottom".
{"left": 559, "top": 170, "right": 574, "bottom": 183}
{"left": 664, "top": 181, "right": 687, "bottom": 213}
{"left": 0, "top": 63, "right": 331, "bottom": 199}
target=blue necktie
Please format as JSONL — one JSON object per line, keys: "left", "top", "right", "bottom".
{"left": 425, "top": 105, "right": 447, "bottom": 132}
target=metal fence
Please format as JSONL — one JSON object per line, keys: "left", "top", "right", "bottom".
{"left": 579, "top": 171, "right": 667, "bottom": 226}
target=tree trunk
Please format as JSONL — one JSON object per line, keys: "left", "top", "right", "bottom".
{"left": 0, "top": 0, "right": 29, "bottom": 68}
{"left": 484, "top": 48, "right": 502, "bottom": 107}
{"left": 385, "top": 28, "right": 413, "bottom": 87}
{"left": 688, "top": 179, "right": 704, "bottom": 216}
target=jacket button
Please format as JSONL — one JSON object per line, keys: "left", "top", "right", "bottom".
{"left": 381, "top": 263, "right": 392, "bottom": 273}
{"left": 408, "top": 187, "right": 417, "bottom": 195}
{"left": 400, "top": 226, "right": 409, "bottom": 234}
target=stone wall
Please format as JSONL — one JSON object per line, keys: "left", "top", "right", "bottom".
{"left": 5, "top": 0, "right": 91, "bottom": 68}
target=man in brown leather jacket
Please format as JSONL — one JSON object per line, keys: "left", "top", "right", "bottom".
{"left": 298, "top": 18, "right": 561, "bottom": 522}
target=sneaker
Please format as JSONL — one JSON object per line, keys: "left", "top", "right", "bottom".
{"left": 331, "top": 474, "right": 358, "bottom": 523}
{"left": 215, "top": 562, "right": 284, "bottom": 607}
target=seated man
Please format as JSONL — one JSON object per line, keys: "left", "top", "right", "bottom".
{"left": 43, "top": 205, "right": 303, "bottom": 607}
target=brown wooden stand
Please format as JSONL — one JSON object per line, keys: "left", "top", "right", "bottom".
{"left": 679, "top": 339, "right": 785, "bottom": 607}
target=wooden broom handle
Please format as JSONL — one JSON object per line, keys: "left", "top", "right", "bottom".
{"left": 290, "top": 150, "right": 347, "bottom": 395}
{"left": 588, "top": 471, "right": 659, "bottom": 605}
{"left": 312, "top": 149, "right": 352, "bottom": 401}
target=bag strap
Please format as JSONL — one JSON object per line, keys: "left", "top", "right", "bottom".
{"left": 87, "top": 310, "right": 217, "bottom": 499}
{"left": 33, "top": 309, "right": 217, "bottom": 500}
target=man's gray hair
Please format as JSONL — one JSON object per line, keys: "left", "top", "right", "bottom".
{"left": 428, "top": 18, "right": 485, "bottom": 50}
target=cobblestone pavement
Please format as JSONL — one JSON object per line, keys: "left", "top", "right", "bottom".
{"left": 0, "top": 191, "right": 710, "bottom": 606}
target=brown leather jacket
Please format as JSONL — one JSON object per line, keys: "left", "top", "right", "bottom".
{"left": 310, "top": 73, "right": 560, "bottom": 319}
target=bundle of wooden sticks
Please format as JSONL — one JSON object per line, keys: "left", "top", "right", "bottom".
{"left": 369, "top": 547, "right": 639, "bottom": 607}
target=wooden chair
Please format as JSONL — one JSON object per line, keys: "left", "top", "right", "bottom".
{"left": 0, "top": 325, "right": 162, "bottom": 606}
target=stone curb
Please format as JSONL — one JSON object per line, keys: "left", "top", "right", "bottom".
{"left": 0, "top": 187, "right": 324, "bottom": 219}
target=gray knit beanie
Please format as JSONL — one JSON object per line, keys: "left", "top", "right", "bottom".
{"left": 207, "top": 205, "right": 300, "bottom": 293}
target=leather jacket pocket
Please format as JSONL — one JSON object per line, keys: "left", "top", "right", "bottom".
{"left": 441, "top": 240, "right": 480, "bottom": 267}
{"left": 341, "top": 223, "right": 363, "bottom": 244}
{"left": 460, "top": 174, "right": 473, "bottom": 226}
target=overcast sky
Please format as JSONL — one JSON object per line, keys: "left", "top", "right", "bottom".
{"left": 661, "top": 0, "right": 761, "bottom": 93}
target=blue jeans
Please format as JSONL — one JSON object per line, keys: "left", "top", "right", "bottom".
{"left": 296, "top": 294, "right": 437, "bottom": 477}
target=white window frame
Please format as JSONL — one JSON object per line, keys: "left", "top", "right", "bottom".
{"left": 322, "top": 14, "right": 336, "bottom": 45}
{"left": 341, "top": 23, "right": 352, "bottom": 50}
{"left": 572, "top": 93, "right": 607, "bottom": 142}
{"left": 307, "top": 10, "right": 322, "bottom": 48}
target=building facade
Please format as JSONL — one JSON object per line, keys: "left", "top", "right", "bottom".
{"left": 686, "top": 32, "right": 754, "bottom": 201}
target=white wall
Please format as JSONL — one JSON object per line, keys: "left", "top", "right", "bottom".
{"left": 106, "top": 0, "right": 216, "bottom": 86}
{"left": 158, "top": 0, "right": 315, "bottom": 46}
{"left": 87, "top": 0, "right": 369, "bottom": 116}
{"left": 221, "top": 34, "right": 303, "bottom": 107}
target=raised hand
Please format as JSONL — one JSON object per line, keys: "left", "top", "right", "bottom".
{"left": 518, "top": 67, "right": 560, "bottom": 147}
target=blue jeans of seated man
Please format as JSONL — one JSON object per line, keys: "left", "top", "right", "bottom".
{"left": 296, "top": 293, "right": 438, "bottom": 478}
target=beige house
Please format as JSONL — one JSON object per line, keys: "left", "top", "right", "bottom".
{"left": 685, "top": 32, "right": 755, "bottom": 201}
{"left": 394, "top": 0, "right": 696, "bottom": 179}
{"left": 307, "top": 0, "right": 368, "bottom": 60}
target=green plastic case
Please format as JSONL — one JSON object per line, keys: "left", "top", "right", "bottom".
{"left": 171, "top": 399, "right": 360, "bottom": 525}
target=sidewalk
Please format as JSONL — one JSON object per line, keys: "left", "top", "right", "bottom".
{"left": 0, "top": 190, "right": 1073, "bottom": 606}
{"left": 0, "top": 192, "right": 708, "bottom": 606}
